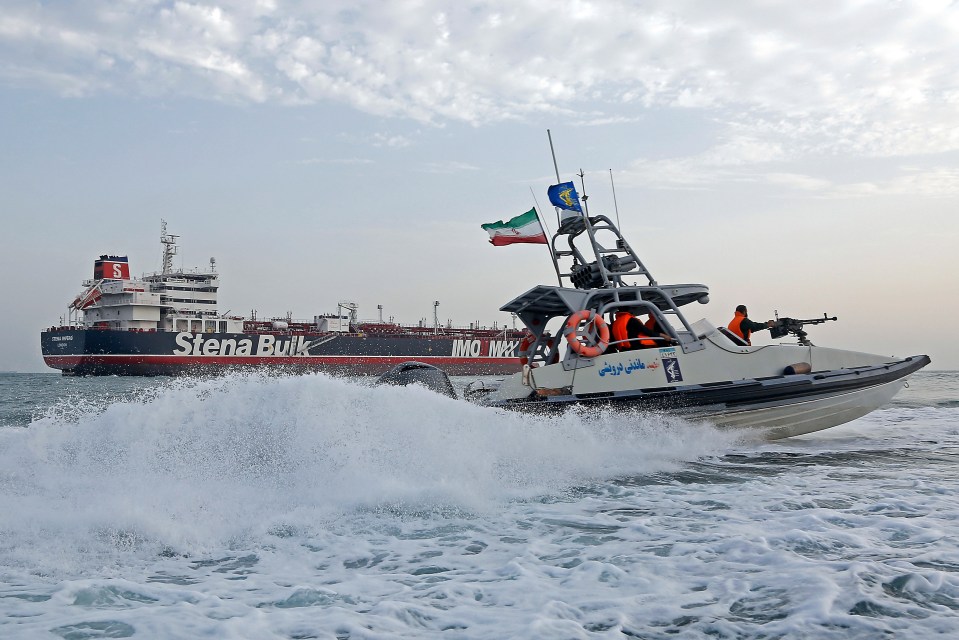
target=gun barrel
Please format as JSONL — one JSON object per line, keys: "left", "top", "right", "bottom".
{"left": 793, "top": 315, "right": 838, "bottom": 324}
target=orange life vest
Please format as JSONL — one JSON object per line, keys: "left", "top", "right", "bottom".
{"left": 635, "top": 325, "right": 658, "bottom": 348}
{"left": 612, "top": 312, "right": 634, "bottom": 349}
{"left": 613, "top": 312, "right": 657, "bottom": 350}
{"left": 728, "top": 311, "right": 752, "bottom": 345}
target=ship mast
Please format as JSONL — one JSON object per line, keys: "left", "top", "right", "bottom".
{"left": 160, "top": 219, "right": 179, "bottom": 275}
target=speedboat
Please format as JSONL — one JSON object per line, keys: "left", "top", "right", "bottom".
{"left": 383, "top": 200, "right": 929, "bottom": 439}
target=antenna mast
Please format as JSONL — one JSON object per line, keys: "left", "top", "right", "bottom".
{"left": 609, "top": 169, "right": 622, "bottom": 228}
{"left": 160, "top": 219, "right": 179, "bottom": 274}
{"left": 541, "top": 139, "right": 657, "bottom": 289}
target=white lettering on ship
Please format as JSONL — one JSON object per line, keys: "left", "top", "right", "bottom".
{"left": 173, "top": 333, "right": 305, "bottom": 357}
{"left": 488, "top": 340, "right": 518, "bottom": 358}
{"left": 451, "top": 339, "right": 519, "bottom": 358}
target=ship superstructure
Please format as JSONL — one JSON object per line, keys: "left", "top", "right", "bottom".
{"left": 66, "top": 222, "right": 241, "bottom": 336}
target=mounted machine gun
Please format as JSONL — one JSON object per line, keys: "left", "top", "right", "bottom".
{"left": 770, "top": 313, "right": 838, "bottom": 346}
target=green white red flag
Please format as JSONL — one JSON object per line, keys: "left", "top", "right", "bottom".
{"left": 481, "top": 208, "right": 547, "bottom": 246}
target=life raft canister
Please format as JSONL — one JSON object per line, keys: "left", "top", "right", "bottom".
{"left": 564, "top": 310, "right": 610, "bottom": 358}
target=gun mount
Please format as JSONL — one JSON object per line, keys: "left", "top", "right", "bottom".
{"left": 770, "top": 313, "right": 838, "bottom": 346}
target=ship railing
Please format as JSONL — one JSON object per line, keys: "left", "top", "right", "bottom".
{"left": 142, "top": 267, "right": 216, "bottom": 277}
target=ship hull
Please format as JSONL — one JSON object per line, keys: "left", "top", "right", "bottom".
{"left": 41, "top": 329, "right": 522, "bottom": 376}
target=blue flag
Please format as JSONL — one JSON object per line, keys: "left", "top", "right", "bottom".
{"left": 547, "top": 181, "right": 583, "bottom": 213}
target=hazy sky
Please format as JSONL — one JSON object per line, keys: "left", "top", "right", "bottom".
{"left": 2, "top": 0, "right": 957, "bottom": 372}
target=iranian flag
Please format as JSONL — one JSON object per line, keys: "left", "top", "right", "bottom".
{"left": 481, "top": 208, "right": 548, "bottom": 246}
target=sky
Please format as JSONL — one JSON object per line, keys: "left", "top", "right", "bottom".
{"left": 1, "top": 0, "right": 957, "bottom": 372}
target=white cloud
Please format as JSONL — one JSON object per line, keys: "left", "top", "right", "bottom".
{"left": 2, "top": 1, "right": 959, "bottom": 158}
{"left": 763, "top": 173, "right": 832, "bottom": 191}
{"left": 370, "top": 132, "right": 412, "bottom": 149}
{"left": 417, "top": 161, "right": 480, "bottom": 174}
{"left": 832, "top": 166, "right": 959, "bottom": 198}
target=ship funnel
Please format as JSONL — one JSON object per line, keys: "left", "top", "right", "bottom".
{"left": 93, "top": 255, "right": 130, "bottom": 280}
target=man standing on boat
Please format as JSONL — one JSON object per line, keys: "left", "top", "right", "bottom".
{"left": 728, "top": 305, "right": 775, "bottom": 345}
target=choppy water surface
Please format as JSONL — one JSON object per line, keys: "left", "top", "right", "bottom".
{"left": 1, "top": 371, "right": 957, "bottom": 638}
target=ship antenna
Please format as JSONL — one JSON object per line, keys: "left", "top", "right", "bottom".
{"left": 609, "top": 169, "right": 622, "bottom": 228}
{"left": 160, "top": 219, "right": 179, "bottom": 275}
{"left": 577, "top": 168, "right": 590, "bottom": 217}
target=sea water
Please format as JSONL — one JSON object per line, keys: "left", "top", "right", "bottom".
{"left": 0, "top": 370, "right": 957, "bottom": 639}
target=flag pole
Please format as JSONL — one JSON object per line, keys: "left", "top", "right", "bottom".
{"left": 529, "top": 188, "right": 557, "bottom": 266}
{"left": 529, "top": 187, "right": 551, "bottom": 236}
{"left": 547, "top": 129, "right": 562, "bottom": 183}
{"left": 547, "top": 129, "right": 562, "bottom": 228}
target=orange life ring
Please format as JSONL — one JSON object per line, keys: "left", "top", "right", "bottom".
{"left": 564, "top": 310, "right": 609, "bottom": 358}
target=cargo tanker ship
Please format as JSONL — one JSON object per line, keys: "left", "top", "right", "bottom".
{"left": 41, "top": 224, "right": 524, "bottom": 376}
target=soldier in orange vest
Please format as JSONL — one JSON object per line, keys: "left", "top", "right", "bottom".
{"left": 644, "top": 315, "right": 669, "bottom": 338}
{"left": 612, "top": 311, "right": 659, "bottom": 350}
{"left": 728, "top": 305, "right": 774, "bottom": 346}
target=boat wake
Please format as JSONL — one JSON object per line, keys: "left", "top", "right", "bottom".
{"left": 0, "top": 372, "right": 736, "bottom": 567}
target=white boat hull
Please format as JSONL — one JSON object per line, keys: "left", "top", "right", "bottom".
{"left": 693, "top": 378, "right": 907, "bottom": 439}
{"left": 478, "top": 348, "right": 928, "bottom": 438}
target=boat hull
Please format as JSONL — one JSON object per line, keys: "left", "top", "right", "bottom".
{"left": 487, "top": 355, "right": 930, "bottom": 439}
{"left": 41, "top": 329, "right": 522, "bottom": 376}
{"left": 688, "top": 377, "right": 908, "bottom": 438}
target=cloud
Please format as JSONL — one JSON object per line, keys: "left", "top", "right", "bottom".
{"left": 417, "top": 161, "right": 480, "bottom": 174}
{"left": 369, "top": 132, "right": 412, "bottom": 148}
{"left": 2, "top": 1, "right": 959, "bottom": 159}
{"left": 831, "top": 166, "right": 959, "bottom": 198}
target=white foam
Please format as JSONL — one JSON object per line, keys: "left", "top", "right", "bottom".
{"left": 0, "top": 373, "right": 734, "bottom": 569}
{"left": 2, "top": 372, "right": 957, "bottom": 638}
